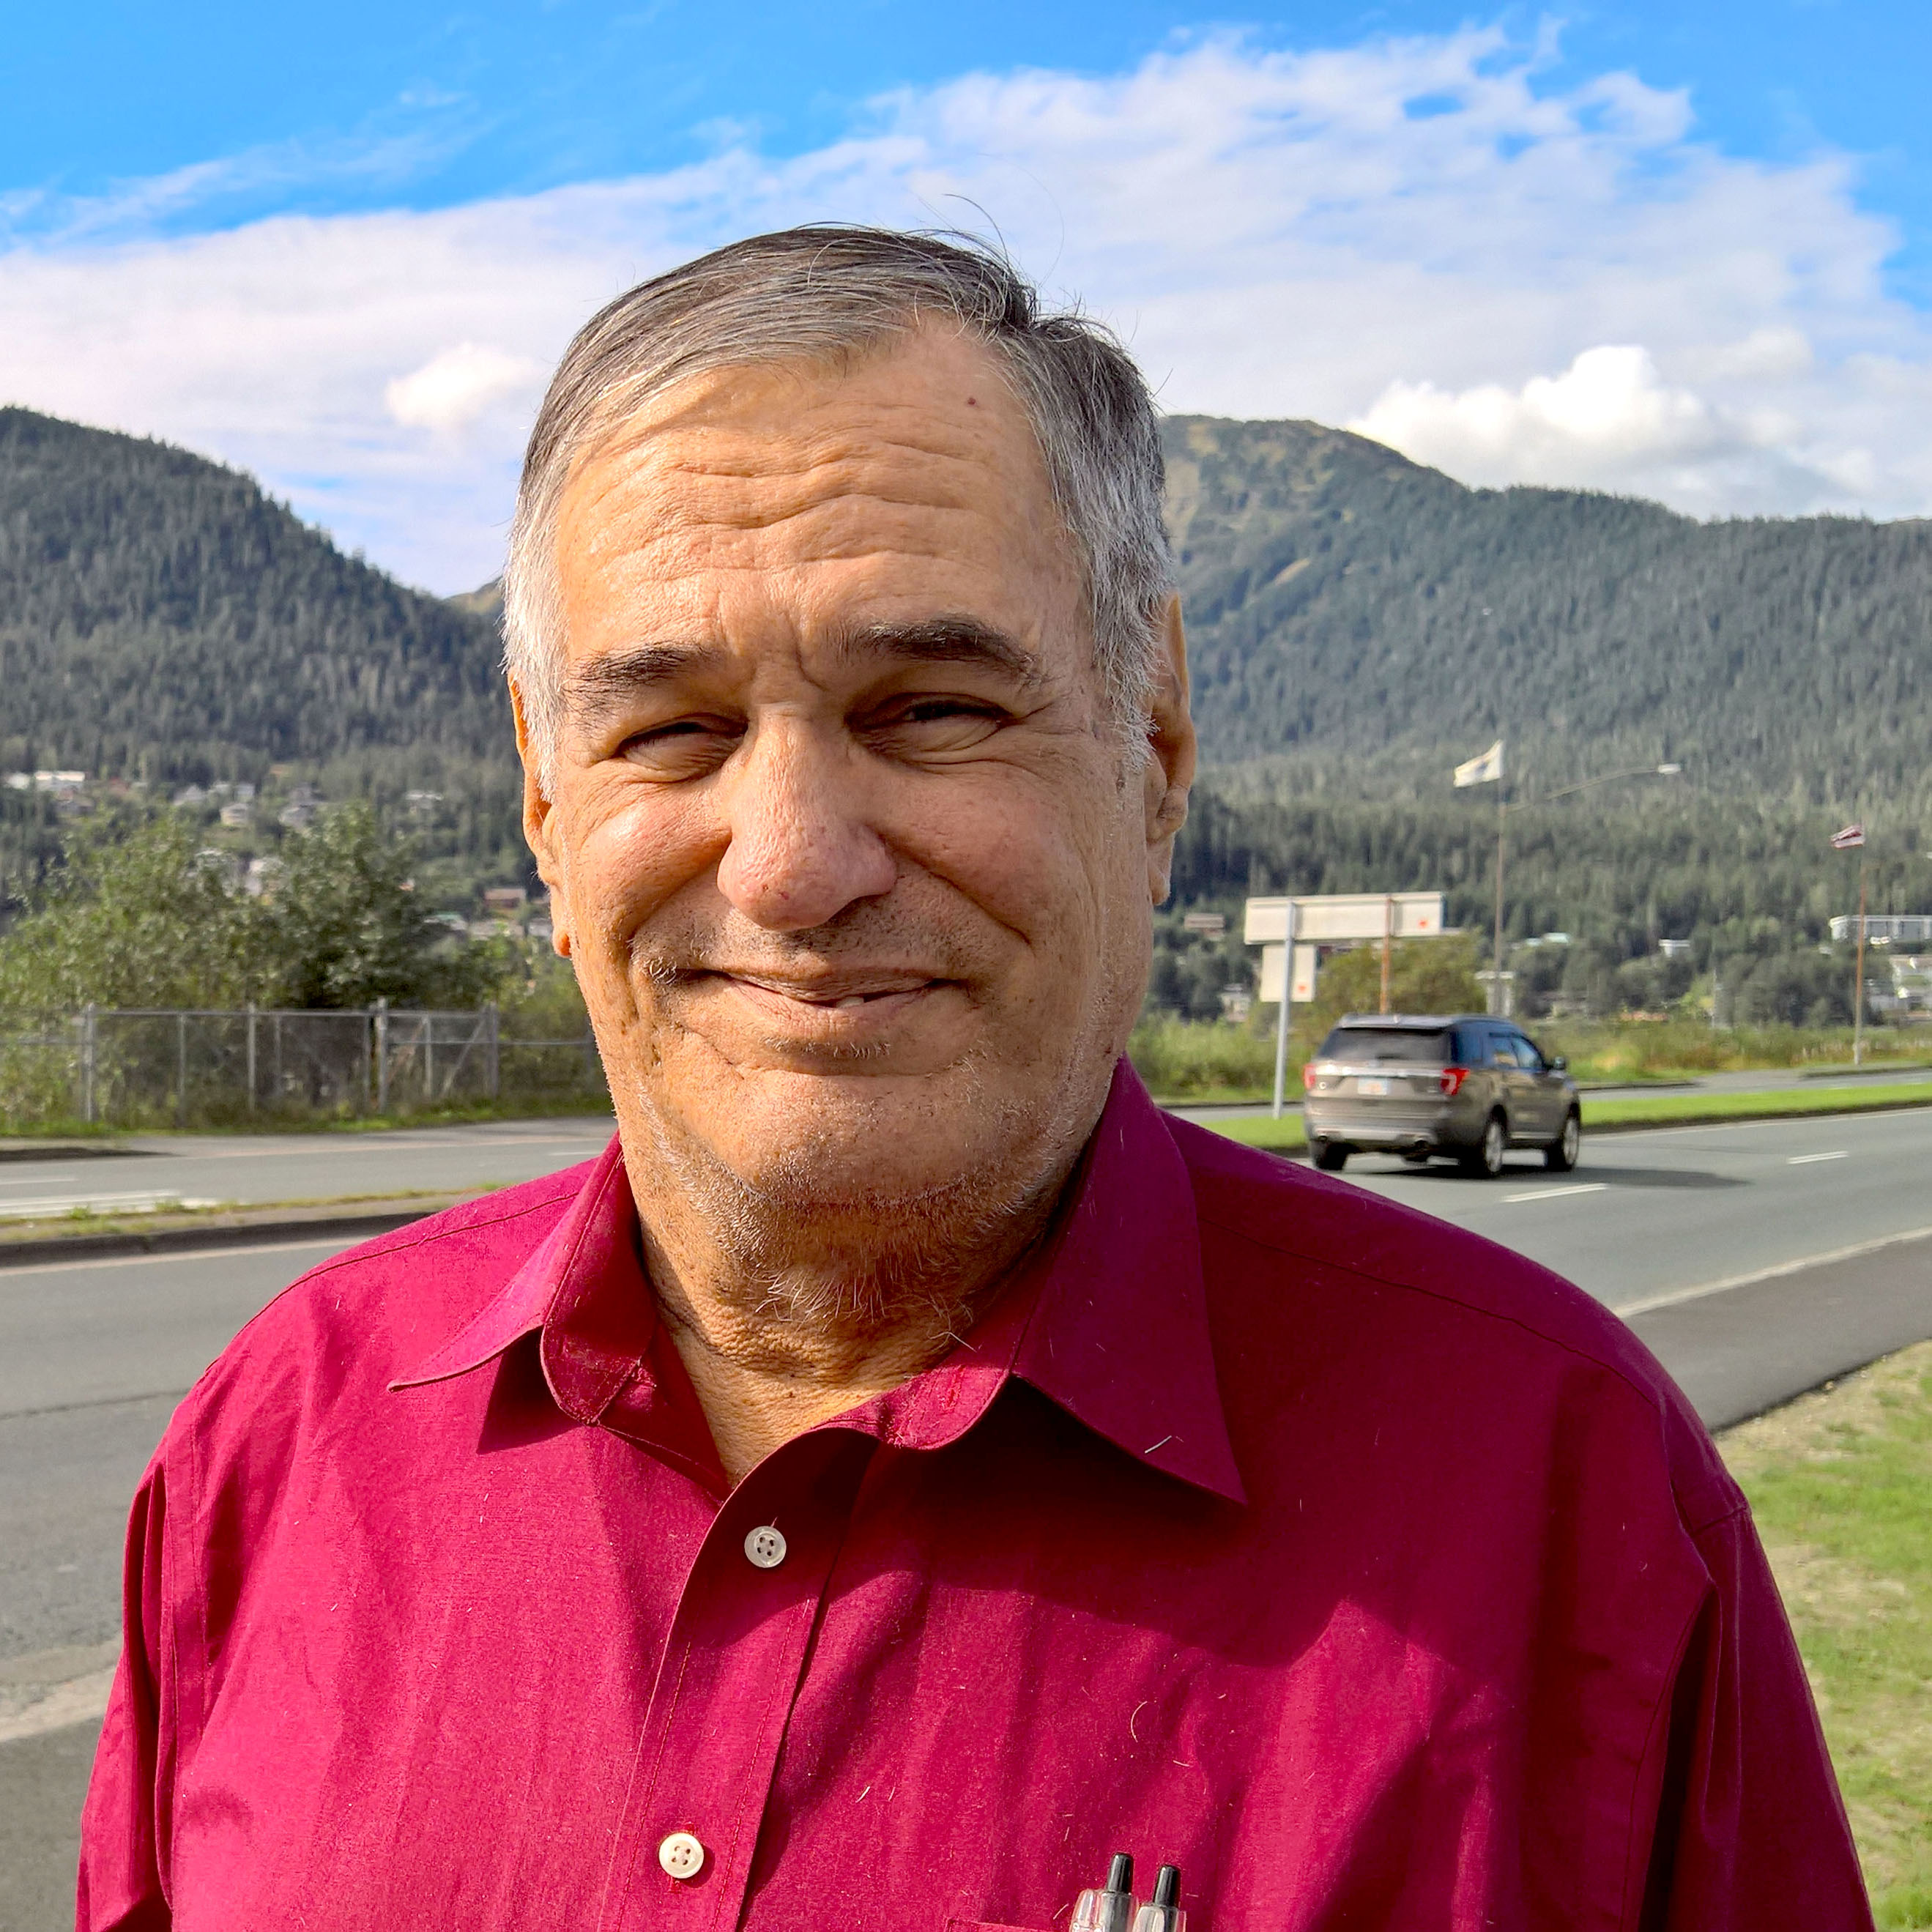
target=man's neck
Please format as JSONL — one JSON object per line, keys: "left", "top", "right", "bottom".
{"left": 625, "top": 1145, "right": 1077, "bottom": 1486}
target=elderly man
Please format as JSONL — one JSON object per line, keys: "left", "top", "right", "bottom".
{"left": 81, "top": 228, "right": 1868, "bottom": 1931}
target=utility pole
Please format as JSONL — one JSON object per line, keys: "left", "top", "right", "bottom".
{"left": 1854, "top": 854, "right": 1868, "bottom": 1068}
{"left": 1831, "top": 822, "right": 1869, "bottom": 1065}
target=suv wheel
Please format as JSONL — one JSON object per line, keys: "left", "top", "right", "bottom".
{"left": 1458, "top": 1112, "right": 1508, "bottom": 1178}
{"left": 1312, "top": 1140, "right": 1349, "bottom": 1173}
{"left": 1545, "top": 1110, "right": 1582, "bottom": 1173}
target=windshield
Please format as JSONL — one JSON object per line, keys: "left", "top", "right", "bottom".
{"left": 1318, "top": 1026, "right": 1454, "bottom": 1065}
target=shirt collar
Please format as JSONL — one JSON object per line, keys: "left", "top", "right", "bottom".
{"left": 392, "top": 1063, "right": 1244, "bottom": 1506}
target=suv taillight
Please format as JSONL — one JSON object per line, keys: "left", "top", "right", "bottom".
{"left": 1439, "top": 1066, "right": 1469, "bottom": 1096}
{"left": 1302, "top": 1064, "right": 1319, "bottom": 1092}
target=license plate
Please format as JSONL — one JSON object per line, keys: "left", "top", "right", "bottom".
{"left": 1356, "top": 1077, "right": 1389, "bottom": 1096}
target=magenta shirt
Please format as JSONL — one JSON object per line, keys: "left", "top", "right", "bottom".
{"left": 80, "top": 1067, "right": 1870, "bottom": 1931}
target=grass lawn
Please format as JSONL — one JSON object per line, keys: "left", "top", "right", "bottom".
{"left": 1582, "top": 1083, "right": 1932, "bottom": 1132}
{"left": 1198, "top": 1082, "right": 1932, "bottom": 1157}
{"left": 1720, "top": 1344, "right": 1932, "bottom": 1928}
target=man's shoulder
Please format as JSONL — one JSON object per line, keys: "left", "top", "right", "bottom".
{"left": 176, "top": 1164, "right": 589, "bottom": 1429}
{"left": 1164, "top": 1114, "right": 1738, "bottom": 1527}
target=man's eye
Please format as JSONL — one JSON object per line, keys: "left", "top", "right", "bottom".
{"left": 900, "top": 699, "right": 993, "bottom": 724}
{"left": 617, "top": 718, "right": 741, "bottom": 773}
{"left": 873, "top": 696, "right": 1007, "bottom": 732}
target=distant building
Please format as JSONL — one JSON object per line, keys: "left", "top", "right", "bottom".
{"left": 1881, "top": 954, "right": 1932, "bottom": 1014}
{"left": 1830, "top": 913, "right": 1932, "bottom": 945}
{"left": 1658, "top": 939, "right": 1693, "bottom": 959}
{"left": 1182, "top": 911, "right": 1227, "bottom": 938}
{"left": 219, "top": 801, "right": 253, "bottom": 828}
{"left": 174, "top": 785, "right": 209, "bottom": 809}
{"left": 483, "top": 887, "right": 529, "bottom": 918}
{"left": 9, "top": 769, "right": 89, "bottom": 794}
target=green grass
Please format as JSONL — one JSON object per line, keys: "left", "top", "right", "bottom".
{"left": 1195, "top": 1081, "right": 1932, "bottom": 1159}
{"left": 1720, "top": 1345, "right": 1932, "bottom": 1925}
{"left": 1580, "top": 1082, "right": 1932, "bottom": 1131}
{"left": 1205, "top": 1112, "right": 1308, "bottom": 1153}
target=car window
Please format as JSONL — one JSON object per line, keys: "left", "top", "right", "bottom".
{"left": 1317, "top": 1026, "right": 1453, "bottom": 1064}
{"left": 1510, "top": 1033, "right": 1546, "bottom": 1073}
{"left": 1489, "top": 1036, "right": 1519, "bottom": 1069}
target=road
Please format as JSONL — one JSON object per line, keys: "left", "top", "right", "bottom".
{"left": 4, "top": 1107, "right": 1931, "bottom": 1924}
{"left": 1324, "top": 1102, "right": 1932, "bottom": 1313}
{"left": 0, "top": 1116, "right": 617, "bottom": 1221}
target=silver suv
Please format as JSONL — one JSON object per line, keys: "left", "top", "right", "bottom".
{"left": 1302, "top": 1014, "right": 1580, "bottom": 1178}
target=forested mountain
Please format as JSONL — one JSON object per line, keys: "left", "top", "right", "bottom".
{"left": 0, "top": 407, "right": 519, "bottom": 907}
{"left": 3, "top": 404, "right": 1928, "bottom": 1014}
{"left": 0, "top": 409, "right": 506, "bottom": 779}
{"left": 1162, "top": 415, "right": 1932, "bottom": 806}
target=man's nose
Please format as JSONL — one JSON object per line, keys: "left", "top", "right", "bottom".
{"left": 713, "top": 719, "right": 897, "bottom": 931}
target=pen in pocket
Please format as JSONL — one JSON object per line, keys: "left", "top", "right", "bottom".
{"left": 1071, "top": 1853, "right": 1137, "bottom": 1932}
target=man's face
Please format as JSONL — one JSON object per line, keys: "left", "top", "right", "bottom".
{"left": 521, "top": 327, "right": 1192, "bottom": 1226}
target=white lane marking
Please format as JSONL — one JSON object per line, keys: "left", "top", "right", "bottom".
{"left": 1502, "top": 1183, "right": 1608, "bottom": 1204}
{"left": 122, "top": 1131, "right": 612, "bottom": 1163}
{"left": 0, "top": 1192, "right": 215, "bottom": 1222}
{"left": 0, "top": 1174, "right": 80, "bottom": 1186}
{"left": 0, "top": 1654, "right": 121, "bottom": 1744}
{"left": 1787, "top": 1151, "right": 1849, "bottom": 1164}
{"left": 1615, "top": 1222, "right": 1932, "bottom": 1319}
{"left": 0, "top": 1236, "right": 357, "bottom": 1281}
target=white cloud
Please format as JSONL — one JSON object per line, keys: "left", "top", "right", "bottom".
{"left": 0, "top": 29, "right": 1928, "bottom": 591}
{"left": 1347, "top": 345, "right": 1832, "bottom": 510}
{"left": 384, "top": 342, "right": 545, "bottom": 434}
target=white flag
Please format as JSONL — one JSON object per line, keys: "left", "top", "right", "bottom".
{"left": 1454, "top": 740, "right": 1504, "bottom": 787}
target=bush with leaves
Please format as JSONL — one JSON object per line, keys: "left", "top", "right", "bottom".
{"left": 252, "top": 803, "right": 505, "bottom": 1010}
{"left": 0, "top": 804, "right": 506, "bottom": 1015}
{"left": 0, "top": 816, "right": 261, "bottom": 1013}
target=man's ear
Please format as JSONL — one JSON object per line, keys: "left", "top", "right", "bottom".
{"left": 1143, "top": 595, "right": 1197, "bottom": 905}
{"left": 510, "top": 679, "right": 573, "bottom": 959}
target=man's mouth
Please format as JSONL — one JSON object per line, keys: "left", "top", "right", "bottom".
{"left": 711, "top": 971, "right": 940, "bottom": 1004}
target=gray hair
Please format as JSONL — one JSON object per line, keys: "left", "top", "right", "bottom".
{"left": 502, "top": 226, "right": 1173, "bottom": 782}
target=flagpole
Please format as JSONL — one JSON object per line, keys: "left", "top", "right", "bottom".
{"left": 1854, "top": 854, "right": 1868, "bottom": 1067}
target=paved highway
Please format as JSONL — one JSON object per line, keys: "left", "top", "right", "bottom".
{"left": 3, "top": 1106, "right": 1931, "bottom": 1924}
{"left": 0, "top": 1116, "right": 617, "bottom": 1222}
{"left": 1323, "top": 1102, "right": 1932, "bottom": 1311}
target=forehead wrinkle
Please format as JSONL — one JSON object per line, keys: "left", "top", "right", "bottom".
{"left": 635, "top": 439, "right": 1030, "bottom": 544}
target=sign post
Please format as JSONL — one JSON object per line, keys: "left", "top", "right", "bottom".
{"left": 1244, "top": 893, "right": 1447, "bottom": 1118}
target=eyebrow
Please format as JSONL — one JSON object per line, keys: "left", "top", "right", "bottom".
{"left": 561, "top": 616, "right": 1042, "bottom": 730}
{"left": 831, "top": 615, "right": 1042, "bottom": 685}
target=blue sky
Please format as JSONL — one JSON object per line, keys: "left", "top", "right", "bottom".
{"left": 3, "top": 3, "right": 1928, "bottom": 589}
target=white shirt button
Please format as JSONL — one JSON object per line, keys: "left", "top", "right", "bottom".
{"left": 743, "top": 1525, "right": 787, "bottom": 1569}
{"left": 658, "top": 1832, "right": 706, "bottom": 1881}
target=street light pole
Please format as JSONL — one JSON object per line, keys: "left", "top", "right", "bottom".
{"left": 1483, "top": 762, "right": 1682, "bottom": 1019}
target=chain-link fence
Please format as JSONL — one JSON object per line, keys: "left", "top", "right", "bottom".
{"left": 0, "top": 1004, "right": 607, "bottom": 1130}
